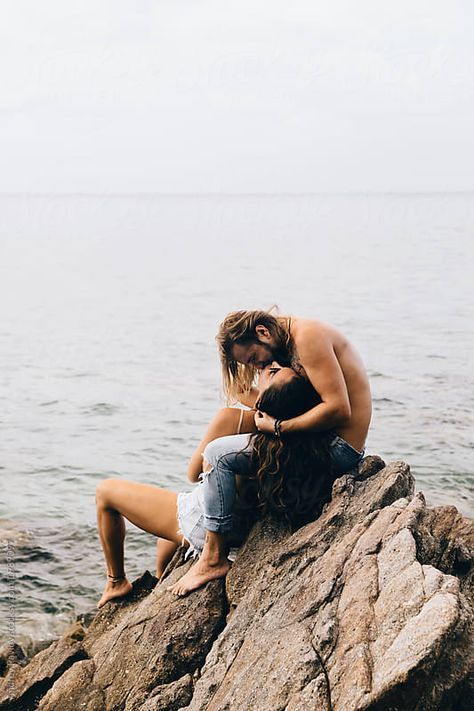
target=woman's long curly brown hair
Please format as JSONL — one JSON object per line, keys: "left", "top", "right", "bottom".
{"left": 240, "top": 374, "right": 335, "bottom": 531}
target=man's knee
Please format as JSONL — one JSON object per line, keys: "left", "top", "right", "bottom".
{"left": 202, "top": 435, "right": 250, "bottom": 477}
{"left": 202, "top": 438, "right": 231, "bottom": 470}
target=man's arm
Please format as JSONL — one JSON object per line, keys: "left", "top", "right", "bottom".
{"left": 257, "top": 326, "right": 351, "bottom": 435}
{"left": 284, "top": 326, "right": 350, "bottom": 432}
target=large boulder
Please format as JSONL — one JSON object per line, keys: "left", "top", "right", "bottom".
{"left": 1, "top": 457, "right": 472, "bottom": 710}
{"left": 0, "top": 567, "right": 226, "bottom": 711}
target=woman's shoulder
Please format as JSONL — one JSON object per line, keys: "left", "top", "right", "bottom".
{"left": 215, "top": 407, "right": 256, "bottom": 435}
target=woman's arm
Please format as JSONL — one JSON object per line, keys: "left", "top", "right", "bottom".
{"left": 187, "top": 408, "right": 257, "bottom": 482}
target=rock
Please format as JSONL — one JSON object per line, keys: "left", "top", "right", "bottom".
{"left": 3, "top": 457, "right": 472, "bottom": 711}
{"left": 139, "top": 673, "right": 193, "bottom": 710}
{"left": 31, "top": 562, "right": 226, "bottom": 711}
{"left": 0, "top": 644, "right": 27, "bottom": 678}
{"left": 225, "top": 514, "right": 290, "bottom": 612}
{"left": 414, "top": 505, "right": 474, "bottom": 596}
{"left": 37, "top": 660, "right": 104, "bottom": 711}
{"left": 186, "top": 460, "right": 473, "bottom": 711}
{"left": 0, "top": 637, "right": 86, "bottom": 710}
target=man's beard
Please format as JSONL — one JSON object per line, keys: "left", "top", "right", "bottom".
{"left": 268, "top": 343, "right": 292, "bottom": 368}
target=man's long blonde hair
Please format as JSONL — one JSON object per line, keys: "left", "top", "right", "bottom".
{"left": 216, "top": 309, "right": 293, "bottom": 403}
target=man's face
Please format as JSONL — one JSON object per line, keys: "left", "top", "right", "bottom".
{"left": 231, "top": 325, "right": 286, "bottom": 370}
{"left": 231, "top": 339, "right": 274, "bottom": 370}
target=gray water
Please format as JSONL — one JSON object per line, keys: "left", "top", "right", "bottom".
{"left": 0, "top": 193, "right": 473, "bottom": 650}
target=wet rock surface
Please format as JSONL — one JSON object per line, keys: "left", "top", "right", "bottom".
{"left": 1, "top": 456, "right": 472, "bottom": 710}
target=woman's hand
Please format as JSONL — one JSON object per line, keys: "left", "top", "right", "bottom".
{"left": 254, "top": 410, "right": 276, "bottom": 434}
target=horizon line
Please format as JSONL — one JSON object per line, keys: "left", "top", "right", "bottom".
{"left": 0, "top": 190, "right": 473, "bottom": 198}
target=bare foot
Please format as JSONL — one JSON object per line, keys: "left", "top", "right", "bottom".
{"left": 97, "top": 577, "right": 133, "bottom": 609}
{"left": 167, "top": 556, "right": 231, "bottom": 596}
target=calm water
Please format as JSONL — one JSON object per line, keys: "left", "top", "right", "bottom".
{"left": 1, "top": 193, "right": 473, "bottom": 650}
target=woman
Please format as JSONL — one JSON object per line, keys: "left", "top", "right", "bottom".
{"left": 95, "top": 364, "right": 335, "bottom": 607}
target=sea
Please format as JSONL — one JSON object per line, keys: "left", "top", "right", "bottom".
{"left": 0, "top": 193, "right": 473, "bottom": 652}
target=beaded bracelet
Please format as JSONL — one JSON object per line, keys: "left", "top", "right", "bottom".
{"left": 274, "top": 419, "right": 282, "bottom": 438}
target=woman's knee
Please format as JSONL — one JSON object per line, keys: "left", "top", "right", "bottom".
{"left": 95, "top": 478, "right": 121, "bottom": 507}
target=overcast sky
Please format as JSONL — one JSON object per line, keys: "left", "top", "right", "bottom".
{"left": 1, "top": 0, "right": 473, "bottom": 193}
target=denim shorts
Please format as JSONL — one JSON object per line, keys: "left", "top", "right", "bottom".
{"left": 177, "top": 482, "right": 249, "bottom": 558}
{"left": 177, "top": 485, "right": 207, "bottom": 558}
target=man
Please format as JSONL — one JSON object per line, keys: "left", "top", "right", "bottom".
{"left": 217, "top": 309, "right": 371, "bottom": 454}
{"left": 168, "top": 309, "right": 371, "bottom": 596}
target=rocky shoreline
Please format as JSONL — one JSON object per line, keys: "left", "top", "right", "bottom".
{"left": 1, "top": 456, "right": 472, "bottom": 710}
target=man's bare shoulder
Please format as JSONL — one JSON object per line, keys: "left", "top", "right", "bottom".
{"left": 290, "top": 316, "right": 345, "bottom": 346}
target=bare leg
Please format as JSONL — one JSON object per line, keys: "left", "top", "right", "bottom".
{"left": 168, "top": 530, "right": 230, "bottom": 596}
{"left": 96, "top": 479, "right": 181, "bottom": 608}
{"left": 96, "top": 491, "right": 132, "bottom": 607}
{"left": 156, "top": 538, "right": 179, "bottom": 579}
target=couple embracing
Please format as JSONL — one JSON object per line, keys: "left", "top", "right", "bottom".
{"left": 96, "top": 310, "right": 372, "bottom": 608}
